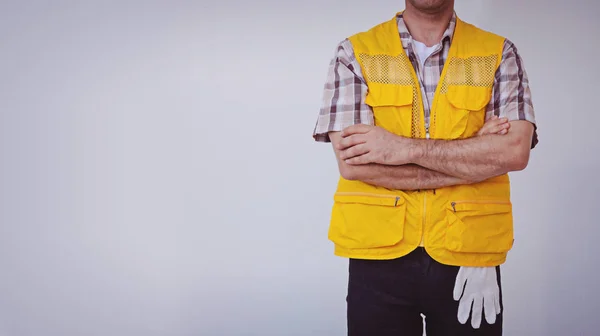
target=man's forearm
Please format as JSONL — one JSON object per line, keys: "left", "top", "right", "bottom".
{"left": 342, "top": 163, "right": 473, "bottom": 190}
{"left": 407, "top": 122, "right": 534, "bottom": 181}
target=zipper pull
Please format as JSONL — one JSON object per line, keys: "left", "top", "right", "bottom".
{"left": 451, "top": 202, "right": 456, "bottom": 212}
{"left": 395, "top": 196, "right": 400, "bottom": 207}
{"left": 425, "top": 126, "right": 430, "bottom": 139}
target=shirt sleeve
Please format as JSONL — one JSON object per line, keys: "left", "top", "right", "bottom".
{"left": 312, "top": 39, "right": 374, "bottom": 143}
{"left": 486, "top": 39, "right": 539, "bottom": 149}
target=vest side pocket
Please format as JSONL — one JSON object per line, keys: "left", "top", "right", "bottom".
{"left": 444, "top": 201, "right": 514, "bottom": 253}
{"left": 445, "top": 85, "right": 492, "bottom": 139}
{"left": 329, "top": 193, "right": 406, "bottom": 249}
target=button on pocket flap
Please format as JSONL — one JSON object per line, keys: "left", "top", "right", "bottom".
{"left": 365, "top": 83, "right": 413, "bottom": 107}
{"left": 334, "top": 193, "right": 405, "bottom": 207}
{"left": 447, "top": 85, "right": 492, "bottom": 111}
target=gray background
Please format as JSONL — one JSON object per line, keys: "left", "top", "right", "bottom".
{"left": 0, "top": 0, "right": 598, "bottom": 335}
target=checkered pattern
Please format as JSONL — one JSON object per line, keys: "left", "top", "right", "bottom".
{"left": 313, "top": 13, "right": 538, "bottom": 148}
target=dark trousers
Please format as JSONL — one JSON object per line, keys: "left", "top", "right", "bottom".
{"left": 347, "top": 248, "right": 503, "bottom": 335}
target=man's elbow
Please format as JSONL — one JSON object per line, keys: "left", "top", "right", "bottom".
{"left": 506, "top": 139, "right": 531, "bottom": 172}
{"left": 509, "top": 154, "right": 530, "bottom": 171}
{"left": 339, "top": 163, "right": 361, "bottom": 180}
{"left": 502, "top": 121, "right": 534, "bottom": 172}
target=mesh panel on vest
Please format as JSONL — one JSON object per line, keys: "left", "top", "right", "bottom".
{"left": 439, "top": 55, "right": 498, "bottom": 93}
{"left": 358, "top": 54, "right": 498, "bottom": 139}
{"left": 358, "top": 53, "right": 422, "bottom": 138}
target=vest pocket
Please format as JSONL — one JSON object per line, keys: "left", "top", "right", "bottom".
{"left": 329, "top": 192, "right": 406, "bottom": 249}
{"left": 444, "top": 201, "right": 513, "bottom": 253}
{"left": 365, "top": 83, "right": 413, "bottom": 134}
{"left": 445, "top": 85, "right": 492, "bottom": 138}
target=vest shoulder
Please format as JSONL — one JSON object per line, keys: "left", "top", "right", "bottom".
{"left": 459, "top": 20, "right": 506, "bottom": 44}
{"left": 347, "top": 19, "right": 398, "bottom": 54}
{"left": 349, "top": 19, "right": 390, "bottom": 40}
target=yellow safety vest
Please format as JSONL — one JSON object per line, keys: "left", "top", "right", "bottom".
{"left": 328, "top": 14, "right": 514, "bottom": 267}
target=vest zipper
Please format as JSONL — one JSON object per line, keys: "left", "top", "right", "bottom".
{"left": 450, "top": 200, "right": 511, "bottom": 212}
{"left": 425, "top": 125, "right": 430, "bottom": 139}
{"left": 335, "top": 192, "right": 403, "bottom": 206}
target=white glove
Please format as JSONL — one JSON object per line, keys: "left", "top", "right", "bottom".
{"left": 453, "top": 266, "right": 501, "bottom": 329}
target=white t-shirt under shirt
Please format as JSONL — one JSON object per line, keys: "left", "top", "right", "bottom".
{"left": 412, "top": 40, "right": 438, "bottom": 69}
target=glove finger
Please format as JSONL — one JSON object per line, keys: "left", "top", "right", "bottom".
{"left": 484, "top": 295, "right": 497, "bottom": 325}
{"left": 471, "top": 295, "right": 483, "bottom": 329}
{"left": 453, "top": 269, "right": 467, "bottom": 301}
{"left": 453, "top": 280, "right": 466, "bottom": 301}
{"left": 457, "top": 296, "right": 472, "bottom": 324}
{"left": 494, "top": 294, "right": 501, "bottom": 314}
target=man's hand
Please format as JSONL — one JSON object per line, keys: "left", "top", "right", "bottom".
{"left": 338, "top": 117, "right": 511, "bottom": 166}
{"left": 477, "top": 116, "right": 510, "bottom": 136}
{"left": 336, "top": 124, "right": 414, "bottom": 165}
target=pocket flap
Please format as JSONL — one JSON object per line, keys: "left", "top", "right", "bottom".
{"left": 365, "top": 83, "right": 413, "bottom": 107}
{"left": 334, "top": 193, "right": 405, "bottom": 207}
{"left": 446, "top": 85, "right": 492, "bottom": 111}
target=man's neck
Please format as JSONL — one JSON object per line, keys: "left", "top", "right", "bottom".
{"left": 403, "top": 2, "right": 454, "bottom": 47}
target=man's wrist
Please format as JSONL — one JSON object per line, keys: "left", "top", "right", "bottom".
{"left": 389, "top": 135, "right": 410, "bottom": 165}
{"left": 387, "top": 136, "right": 426, "bottom": 165}
{"left": 408, "top": 138, "right": 427, "bottom": 164}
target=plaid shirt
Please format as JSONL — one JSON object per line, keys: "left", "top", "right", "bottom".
{"left": 313, "top": 13, "right": 538, "bottom": 148}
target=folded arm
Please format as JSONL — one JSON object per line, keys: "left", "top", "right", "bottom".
{"left": 339, "top": 121, "right": 533, "bottom": 182}
{"left": 409, "top": 120, "right": 534, "bottom": 181}
{"left": 330, "top": 131, "right": 473, "bottom": 190}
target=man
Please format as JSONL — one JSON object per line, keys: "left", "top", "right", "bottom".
{"left": 312, "top": 0, "right": 538, "bottom": 335}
